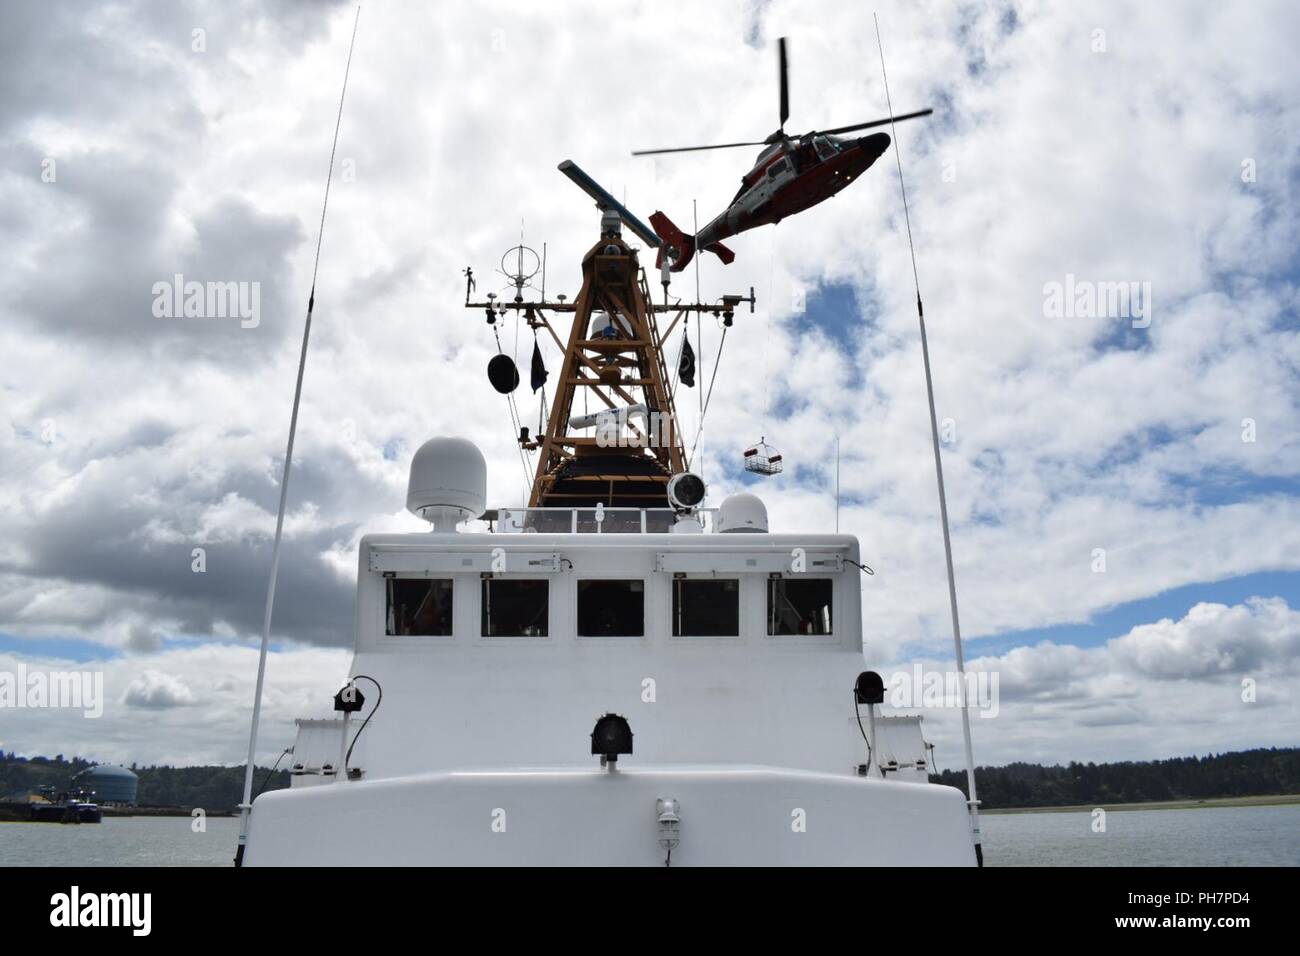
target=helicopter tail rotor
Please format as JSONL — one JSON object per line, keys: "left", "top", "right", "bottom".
{"left": 650, "top": 211, "right": 735, "bottom": 272}
{"left": 650, "top": 211, "right": 695, "bottom": 272}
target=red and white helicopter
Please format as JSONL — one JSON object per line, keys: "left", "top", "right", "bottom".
{"left": 636, "top": 37, "right": 932, "bottom": 272}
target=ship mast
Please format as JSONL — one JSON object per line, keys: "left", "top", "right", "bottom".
{"left": 465, "top": 161, "right": 754, "bottom": 510}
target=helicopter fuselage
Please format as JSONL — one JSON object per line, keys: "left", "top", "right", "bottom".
{"left": 696, "top": 131, "right": 892, "bottom": 253}
{"left": 637, "top": 35, "right": 930, "bottom": 272}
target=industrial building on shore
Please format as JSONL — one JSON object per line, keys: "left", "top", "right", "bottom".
{"left": 70, "top": 765, "right": 139, "bottom": 806}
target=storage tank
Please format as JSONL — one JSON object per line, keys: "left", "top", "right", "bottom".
{"left": 72, "top": 765, "right": 139, "bottom": 805}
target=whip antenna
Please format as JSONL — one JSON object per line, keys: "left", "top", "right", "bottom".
{"left": 874, "top": 11, "right": 983, "bottom": 867}
{"left": 236, "top": 4, "right": 361, "bottom": 867}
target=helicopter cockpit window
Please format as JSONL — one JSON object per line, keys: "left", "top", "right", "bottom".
{"left": 481, "top": 578, "right": 549, "bottom": 637}
{"left": 387, "top": 578, "right": 453, "bottom": 636}
{"left": 767, "top": 158, "right": 790, "bottom": 180}
{"left": 814, "top": 136, "right": 837, "bottom": 160}
{"left": 768, "top": 577, "right": 833, "bottom": 635}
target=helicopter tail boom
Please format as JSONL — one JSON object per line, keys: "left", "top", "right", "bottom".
{"left": 650, "top": 211, "right": 735, "bottom": 272}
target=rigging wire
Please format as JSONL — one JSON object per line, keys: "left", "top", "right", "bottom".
{"left": 692, "top": 200, "right": 703, "bottom": 476}
{"left": 669, "top": 299, "right": 685, "bottom": 399}
{"left": 493, "top": 324, "right": 535, "bottom": 502}
{"left": 511, "top": 404, "right": 531, "bottom": 503}
{"left": 511, "top": 312, "right": 531, "bottom": 500}
{"left": 492, "top": 329, "right": 527, "bottom": 487}
{"left": 535, "top": 334, "right": 548, "bottom": 437}
{"left": 874, "top": 10, "right": 982, "bottom": 866}
{"left": 692, "top": 201, "right": 703, "bottom": 419}
{"left": 512, "top": 287, "right": 521, "bottom": 367}
{"left": 687, "top": 323, "right": 729, "bottom": 467}
{"left": 236, "top": 4, "right": 361, "bottom": 868}
{"left": 253, "top": 746, "right": 293, "bottom": 800}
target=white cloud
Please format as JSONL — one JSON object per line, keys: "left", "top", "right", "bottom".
{"left": 122, "top": 669, "right": 197, "bottom": 710}
{"left": 896, "top": 597, "right": 1300, "bottom": 766}
{"left": 0, "top": 645, "right": 350, "bottom": 766}
{"left": 0, "top": 0, "right": 1296, "bottom": 763}
{"left": 1108, "top": 597, "right": 1300, "bottom": 680}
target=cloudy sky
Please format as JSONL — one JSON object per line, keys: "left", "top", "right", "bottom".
{"left": 1, "top": 0, "right": 1297, "bottom": 770}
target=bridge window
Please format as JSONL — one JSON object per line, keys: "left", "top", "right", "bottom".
{"left": 481, "top": 578, "right": 549, "bottom": 637}
{"left": 768, "top": 577, "right": 833, "bottom": 635}
{"left": 577, "top": 579, "right": 644, "bottom": 637}
{"left": 672, "top": 577, "right": 740, "bottom": 636}
{"left": 387, "top": 578, "right": 453, "bottom": 636}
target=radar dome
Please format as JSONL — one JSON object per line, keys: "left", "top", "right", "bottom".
{"left": 717, "top": 492, "right": 768, "bottom": 533}
{"left": 406, "top": 437, "right": 487, "bottom": 529}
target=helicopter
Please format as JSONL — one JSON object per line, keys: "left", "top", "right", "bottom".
{"left": 635, "top": 37, "right": 932, "bottom": 273}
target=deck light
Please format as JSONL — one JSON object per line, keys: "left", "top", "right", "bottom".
{"left": 854, "top": 671, "right": 885, "bottom": 705}
{"left": 591, "top": 713, "right": 633, "bottom": 766}
{"left": 667, "top": 471, "right": 706, "bottom": 510}
{"left": 334, "top": 682, "right": 366, "bottom": 714}
{"left": 656, "top": 797, "right": 681, "bottom": 861}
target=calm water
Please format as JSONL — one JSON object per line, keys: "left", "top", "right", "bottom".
{"left": 3, "top": 804, "right": 1297, "bottom": 866}
{"left": 981, "top": 803, "right": 1300, "bottom": 867}
{"left": 2, "top": 815, "right": 242, "bottom": 867}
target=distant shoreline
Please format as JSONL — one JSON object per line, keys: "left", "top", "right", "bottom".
{"left": 0, "top": 802, "right": 237, "bottom": 822}
{"left": 982, "top": 793, "right": 1300, "bottom": 814}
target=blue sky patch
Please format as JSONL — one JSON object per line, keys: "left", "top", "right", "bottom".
{"left": 958, "top": 569, "right": 1300, "bottom": 658}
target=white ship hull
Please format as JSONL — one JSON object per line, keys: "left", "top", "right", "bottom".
{"left": 245, "top": 765, "right": 974, "bottom": 866}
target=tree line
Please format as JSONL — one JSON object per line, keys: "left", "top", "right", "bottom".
{"left": 0, "top": 752, "right": 288, "bottom": 811}
{"left": 929, "top": 747, "right": 1300, "bottom": 808}
{"left": 5, "top": 747, "right": 1297, "bottom": 811}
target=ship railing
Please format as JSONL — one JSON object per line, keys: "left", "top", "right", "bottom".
{"left": 493, "top": 507, "right": 718, "bottom": 534}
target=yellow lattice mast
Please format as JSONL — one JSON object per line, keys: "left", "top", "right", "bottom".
{"left": 464, "top": 160, "right": 754, "bottom": 511}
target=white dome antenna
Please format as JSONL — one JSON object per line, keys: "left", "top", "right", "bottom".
{"left": 717, "top": 492, "right": 768, "bottom": 533}
{"left": 406, "top": 437, "right": 487, "bottom": 530}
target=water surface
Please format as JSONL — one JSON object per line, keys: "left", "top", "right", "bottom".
{"left": 4, "top": 804, "right": 1296, "bottom": 866}
{"left": 981, "top": 803, "right": 1300, "bottom": 866}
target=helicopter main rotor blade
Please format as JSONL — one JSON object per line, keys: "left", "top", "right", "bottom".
{"left": 817, "top": 108, "right": 933, "bottom": 137}
{"left": 631, "top": 140, "right": 769, "bottom": 157}
{"left": 632, "top": 106, "right": 934, "bottom": 156}
{"left": 636, "top": 37, "right": 792, "bottom": 157}
{"left": 778, "top": 36, "right": 789, "bottom": 130}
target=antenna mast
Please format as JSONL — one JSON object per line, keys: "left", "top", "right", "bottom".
{"left": 875, "top": 12, "right": 983, "bottom": 866}
{"left": 236, "top": 4, "right": 360, "bottom": 867}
